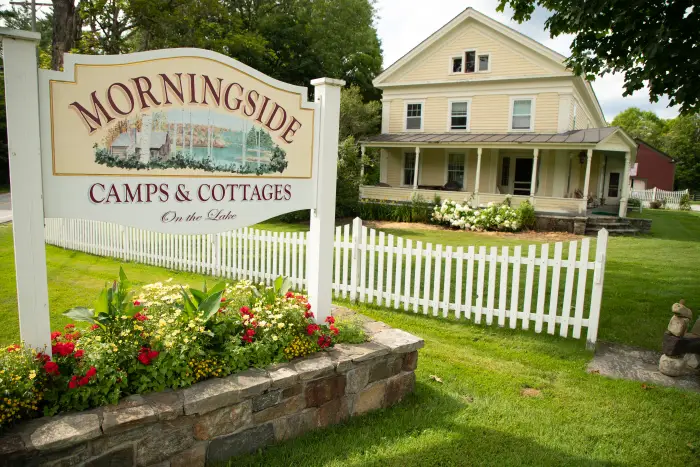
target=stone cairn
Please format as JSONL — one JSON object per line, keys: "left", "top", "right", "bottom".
{"left": 659, "top": 300, "right": 700, "bottom": 377}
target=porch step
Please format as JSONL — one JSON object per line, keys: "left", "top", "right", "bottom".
{"left": 585, "top": 216, "right": 640, "bottom": 236}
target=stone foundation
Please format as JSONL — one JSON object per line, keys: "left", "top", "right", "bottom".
{"left": 534, "top": 214, "right": 588, "bottom": 235}
{"left": 627, "top": 217, "right": 652, "bottom": 233}
{"left": 0, "top": 319, "right": 423, "bottom": 467}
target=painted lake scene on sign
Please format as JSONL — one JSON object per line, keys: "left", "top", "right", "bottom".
{"left": 95, "top": 109, "right": 288, "bottom": 175}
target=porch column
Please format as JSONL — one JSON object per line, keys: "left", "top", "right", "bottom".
{"left": 618, "top": 151, "right": 631, "bottom": 217}
{"left": 474, "top": 147, "right": 482, "bottom": 207}
{"left": 413, "top": 146, "right": 420, "bottom": 189}
{"left": 529, "top": 148, "right": 539, "bottom": 204}
{"left": 360, "top": 145, "right": 366, "bottom": 181}
{"left": 581, "top": 149, "right": 593, "bottom": 214}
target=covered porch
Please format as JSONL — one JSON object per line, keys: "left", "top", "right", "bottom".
{"left": 360, "top": 128, "right": 637, "bottom": 217}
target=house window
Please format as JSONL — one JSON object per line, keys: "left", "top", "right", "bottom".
{"left": 478, "top": 54, "right": 490, "bottom": 72}
{"left": 501, "top": 157, "right": 510, "bottom": 186}
{"left": 449, "top": 101, "right": 469, "bottom": 130}
{"left": 511, "top": 99, "right": 533, "bottom": 130}
{"left": 403, "top": 152, "right": 417, "bottom": 186}
{"left": 608, "top": 172, "right": 620, "bottom": 197}
{"left": 447, "top": 154, "right": 465, "bottom": 189}
{"left": 451, "top": 57, "right": 463, "bottom": 73}
{"left": 465, "top": 51, "right": 476, "bottom": 73}
{"left": 405, "top": 103, "right": 423, "bottom": 131}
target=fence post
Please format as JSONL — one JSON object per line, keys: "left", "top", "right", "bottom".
{"left": 213, "top": 234, "right": 220, "bottom": 277}
{"left": 652, "top": 187, "right": 657, "bottom": 202}
{"left": 349, "top": 217, "right": 362, "bottom": 302}
{"left": 586, "top": 228, "right": 609, "bottom": 350}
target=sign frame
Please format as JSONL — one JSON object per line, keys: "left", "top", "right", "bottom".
{"left": 0, "top": 28, "right": 344, "bottom": 351}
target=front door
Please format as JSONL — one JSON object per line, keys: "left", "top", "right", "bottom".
{"left": 606, "top": 172, "right": 621, "bottom": 203}
{"left": 513, "top": 158, "right": 533, "bottom": 195}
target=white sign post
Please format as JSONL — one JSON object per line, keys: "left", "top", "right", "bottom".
{"left": 1, "top": 28, "right": 344, "bottom": 350}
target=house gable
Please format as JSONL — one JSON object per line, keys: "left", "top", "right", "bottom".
{"left": 383, "top": 17, "right": 565, "bottom": 85}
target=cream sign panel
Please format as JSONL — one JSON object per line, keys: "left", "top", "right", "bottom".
{"left": 39, "top": 49, "right": 319, "bottom": 233}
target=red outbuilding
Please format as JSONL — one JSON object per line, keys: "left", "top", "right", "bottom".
{"left": 630, "top": 139, "right": 676, "bottom": 191}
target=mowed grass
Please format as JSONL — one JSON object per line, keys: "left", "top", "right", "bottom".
{"left": 229, "top": 304, "right": 700, "bottom": 466}
{"left": 0, "top": 214, "right": 699, "bottom": 464}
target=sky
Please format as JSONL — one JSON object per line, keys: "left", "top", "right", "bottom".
{"left": 374, "top": 0, "right": 681, "bottom": 122}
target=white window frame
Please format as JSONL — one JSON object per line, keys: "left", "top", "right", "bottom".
{"left": 401, "top": 151, "right": 420, "bottom": 187}
{"left": 444, "top": 152, "right": 467, "bottom": 190}
{"left": 449, "top": 55, "right": 463, "bottom": 74}
{"left": 508, "top": 96, "right": 536, "bottom": 132}
{"left": 403, "top": 100, "right": 425, "bottom": 132}
{"left": 463, "top": 49, "right": 477, "bottom": 74}
{"left": 446, "top": 98, "right": 472, "bottom": 132}
{"left": 477, "top": 52, "right": 491, "bottom": 73}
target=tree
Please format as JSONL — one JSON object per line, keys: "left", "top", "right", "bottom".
{"left": 611, "top": 107, "right": 667, "bottom": 148}
{"left": 51, "top": 0, "right": 80, "bottom": 70}
{"left": 498, "top": 0, "right": 700, "bottom": 113}
{"left": 76, "top": 0, "right": 135, "bottom": 55}
{"left": 339, "top": 85, "right": 381, "bottom": 141}
{"left": 663, "top": 114, "right": 700, "bottom": 191}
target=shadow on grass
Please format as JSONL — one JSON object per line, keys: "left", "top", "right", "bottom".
{"left": 230, "top": 383, "right": 619, "bottom": 467}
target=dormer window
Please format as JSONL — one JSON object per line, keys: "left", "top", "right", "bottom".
{"left": 465, "top": 51, "right": 476, "bottom": 73}
{"left": 451, "top": 56, "right": 463, "bottom": 73}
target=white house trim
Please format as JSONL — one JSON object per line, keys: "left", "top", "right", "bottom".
{"left": 508, "top": 95, "right": 536, "bottom": 132}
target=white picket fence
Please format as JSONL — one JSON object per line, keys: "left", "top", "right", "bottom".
{"left": 44, "top": 217, "right": 608, "bottom": 348}
{"left": 630, "top": 188, "right": 689, "bottom": 210}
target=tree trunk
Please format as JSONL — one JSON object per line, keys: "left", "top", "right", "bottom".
{"left": 51, "top": 0, "right": 77, "bottom": 70}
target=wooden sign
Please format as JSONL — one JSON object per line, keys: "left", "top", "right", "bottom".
{"left": 1, "top": 28, "right": 344, "bottom": 350}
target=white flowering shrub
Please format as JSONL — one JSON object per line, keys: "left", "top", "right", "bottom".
{"left": 432, "top": 196, "right": 533, "bottom": 232}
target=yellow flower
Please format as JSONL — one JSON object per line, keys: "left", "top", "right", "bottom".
{"left": 28, "top": 371, "right": 36, "bottom": 380}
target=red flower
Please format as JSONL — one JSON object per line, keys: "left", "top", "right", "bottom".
{"left": 220, "top": 297, "right": 227, "bottom": 302}
{"left": 317, "top": 335, "right": 332, "bottom": 349}
{"left": 239, "top": 306, "right": 253, "bottom": 317}
{"left": 304, "top": 311, "right": 314, "bottom": 319}
{"left": 36, "top": 352, "right": 51, "bottom": 363}
{"left": 90, "top": 324, "right": 100, "bottom": 331}
{"left": 78, "top": 376, "right": 91, "bottom": 386}
{"left": 134, "top": 312, "right": 148, "bottom": 321}
{"left": 306, "top": 323, "right": 320, "bottom": 335}
{"left": 50, "top": 331, "right": 62, "bottom": 341}
{"left": 52, "top": 342, "right": 75, "bottom": 357}
{"left": 68, "top": 376, "right": 78, "bottom": 389}
{"left": 85, "top": 366, "right": 97, "bottom": 378}
{"left": 64, "top": 324, "right": 75, "bottom": 330}
{"left": 133, "top": 300, "right": 141, "bottom": 306}
{"left": 241, "top": 328, "right": 256, "bottom": 344}
{"left": 137, "top": 347, "right": 159, "bottom": 365}
{"left": 285, "top": 291, "right": 294, "bottom": 299}
{"left": 138, "top": 353, "right": 151, "bottom": 365}
{"left": 147, "top": 350, "right": 159, "bottom": 360}
{"left": 305, "top": 303, "right": 312, "bottom": 311}
{"left": 325, "top": 316, "right": 335, "bottom": 325}
{"left": 44, "top": 361, "right": 60, "bottom": 376}
{"left": 6, "top": 344, "right": 20, "bottom": 353}
{"left": 329, "top": 325, "right": 339, "bottom": 336}
{"left": 74, "top": 349, "right": 85, "bottom": 359}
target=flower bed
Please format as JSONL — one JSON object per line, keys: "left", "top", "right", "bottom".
{"left": 0, "top": 270, "right": 364, "bottom": 430}
{"left": 432, "top": 196, "right": 535, "bottom": 232}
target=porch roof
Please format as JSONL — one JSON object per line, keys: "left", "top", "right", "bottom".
{"left": 361, "top": 127, "right": 619, "bottom": 146}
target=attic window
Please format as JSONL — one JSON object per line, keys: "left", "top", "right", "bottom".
{"left": 465, "top": 51, "right": 476, "bottom": 73}
{"left": 451, "top": 57, "right": 463, "bottom": 73}
{"left": 478, "top": 54, "right": 490, "bottom": 72}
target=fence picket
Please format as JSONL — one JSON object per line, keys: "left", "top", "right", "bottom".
{"left": 547, "top": 242, "right": 563, "bottom": 334}
{"left": 498, "top": 246, "right": 508, "bottom": 327}
{"left": 412, "top": 241, "right": 422, "bottom": 313}
{"left": 385, "top": 235, "right": 394, "bottom": 306}
{"left": 509, "top": 246, "right": 521, "bottom": 329}
{"left": 367, "top": 229, "right": 376, "bottom": 304}
{"left": 573, "top": 238, "right": 590, "bottom": 339}
{"left": 486, "top": 246, "right": 497, "bottom": 325}
{"left": 465, "top": 246, "right": 474, "bottom": 321}
{"left": 523, "top": 244, "right": 536, "bottom": 330}
{"left": 535, "top": 243, "right": 549, "bottom": 333}
{"left": 403, "top": 239, "right": 412, "bottom": 311}
{"left": 376, "top": 231, "right": 385, "bottom": 307}
{"left": 475, "top": 246, "right": 485, "bottom": 324}
{"left": 394, "top": 237, "right": 403, "bottom": 309}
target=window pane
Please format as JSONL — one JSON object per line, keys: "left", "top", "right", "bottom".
{"left": 512, "top": 115, "right": 531, "bottom": 130}
{"left": 406, "top": 117, "right": 421, "bottom": 130}
{"left": 465, "top": 51, "right": 476, "bottom": 73}
{"left": 478, "top": 55, "right": 489, "bottom": 71}
{"left": 451, "top": 116, "right": 467, "bottom": 129}
{"left": 407, "top": 103, "right": 422, "bottom": 117}
{"left": 501, "top": 157, "right": 510, "bottom": 186}
{"left": 513, "top": 100, "right": 531, "bottom": 115}
{"left": 406, "top": 103, "right": 422, "bottom": 130}
{"left": 451, "top": 102, "right": 468, "bottom": 114}
{"left": 404, "top": 153, "right": 416, "bottom": 185}
{"left": 450, "top": 102, "right": 468, "bottom": 130}
{"left": 452, "top": 57, "right": 463, "bottom": 73}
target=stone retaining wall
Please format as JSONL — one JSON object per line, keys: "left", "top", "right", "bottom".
{"left": 0, "top": 318, "right": 423, "bottom": 467}
{"left": 534, "top": 214, "right": 588, "bottom": 235}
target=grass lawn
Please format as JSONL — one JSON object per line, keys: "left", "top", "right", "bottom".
{"left": 0, "top": 213, "right": 699, "bottom": 465}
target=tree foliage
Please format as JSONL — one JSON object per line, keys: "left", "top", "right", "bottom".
{"left": 611, "top": 108, "right": 667, "bottom": 148}
{"left": 498, "top": 0, "right": 700, "bottom": 113}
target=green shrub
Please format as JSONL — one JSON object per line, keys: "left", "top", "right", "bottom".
{"left": 679, "top": 193, "right": 691, "bottom": 211}
{"left": 517, "top": 200, "right": 536, "bottom": 230}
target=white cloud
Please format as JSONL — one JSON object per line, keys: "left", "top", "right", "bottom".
{"left": 374, "top": 0, "right": 680, "bottom": 122}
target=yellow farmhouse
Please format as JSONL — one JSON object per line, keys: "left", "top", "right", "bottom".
{"left": 360, "top": 8, "right": 636, "bottom": 217}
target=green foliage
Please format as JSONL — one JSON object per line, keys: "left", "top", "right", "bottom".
{"left": 250, "top": 276, "right": 292, "bottom": 307}
{"left": 335, "top": 136, "right": 363, "bottom": 217}
{"left": 358, "top": 196, "right": 434, "bottom": 224}
{"left": 63, "top": 267, "right": 143, "bottom": 334}
{"left": 339, "top": 85, "right": 382, "bottom": 141}
{"left": 611, "top": 108, "right": 667, "bottom": 148}
{"left": 663, "top": 114, "right": 700, "bottom": 191}
{"left": 179, "top": 281, "right": 226, "bottom": 323}
{"left": 498, "top": 0, "right": 700, "bottom": 113}
{"left": 679, "top": 193, "right": 691, "bottom": 211}
{"left": 517, "top": 200, "right": 536, "bottom": 229}
{"left": 333, "top": 316, "right": 367, "bottom": 345}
